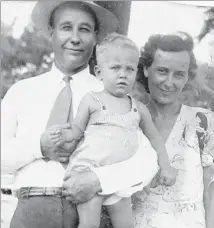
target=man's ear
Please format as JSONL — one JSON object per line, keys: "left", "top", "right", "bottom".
{"left": 143, "top": 67, "right": 149, "bottom": 78}
{"left": 93, "top": 33, "right": 98, "bottom": 47}
{"left": 94, "top": 65, "right": 102, "bottom": 80}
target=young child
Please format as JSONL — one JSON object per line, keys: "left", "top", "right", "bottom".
{"left": 49, "top": 33, "right": 177, "bottom": 228}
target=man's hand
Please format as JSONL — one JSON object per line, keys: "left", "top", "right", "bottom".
{"left": 62, "top": 170, "right": 101, "bottom": 204}
{"left": 40, "top": 123, "right": 71, "bottom": 163}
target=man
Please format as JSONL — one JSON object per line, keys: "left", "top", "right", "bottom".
{"left": 1, "top": 1, "right": 158, "bottom": 228}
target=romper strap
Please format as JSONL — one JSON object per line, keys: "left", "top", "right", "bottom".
{"left": 88, "top": 91, "right": 106, "bottom": 110}
{"left": 128, "top": 95, "right": 138, "bottom": 113}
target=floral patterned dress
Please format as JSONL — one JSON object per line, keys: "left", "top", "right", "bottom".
{"left": 133, "top": 105, "right": 214, "bottom": 228}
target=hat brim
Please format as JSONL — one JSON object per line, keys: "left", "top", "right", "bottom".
{"left": 31, "top": 0, "right": 119, "bottom": 42}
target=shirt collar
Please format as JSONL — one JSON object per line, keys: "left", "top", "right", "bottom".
{"left": 50, "top": 63, "right": 91, "bottom": 83}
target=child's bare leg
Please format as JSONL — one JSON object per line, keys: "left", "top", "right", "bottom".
{"left": 77, "top": 195, "right": 104, "bottom": 228}
{"left": 107, "top": 197, "right": 133, "bottom": 228}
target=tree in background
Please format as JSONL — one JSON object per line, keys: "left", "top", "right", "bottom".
{"left": 189, "top": 7, "right": 214, "bottom": 110}
{"left": 1, "top": 21, "right": 53, "bottom": 98}
{"left": 198, "top": 8, "right": 214, "bottom": 41}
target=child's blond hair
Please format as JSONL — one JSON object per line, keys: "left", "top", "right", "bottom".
{"left": 96, "top": 32, "right": 139, "bottom": 64}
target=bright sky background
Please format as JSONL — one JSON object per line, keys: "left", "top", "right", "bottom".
{"left": 1, "top": 1, "right": 37, "bottom": 38}
{"left": 1, "top": 1, "right": 213, "bottom": 63}
{"left": 1, "top": 1, "right": 211, "bottom": 39}
{"left": 128, "top": 1, "right": 206, "bottom": 47}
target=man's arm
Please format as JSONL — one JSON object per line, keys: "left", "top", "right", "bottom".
{"left": 1, "top": 84, "right": 43, "bottom": 173}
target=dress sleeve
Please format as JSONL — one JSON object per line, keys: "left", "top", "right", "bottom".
{"left": 200, "top": 111, "right": 214, "bottom": 167}
{"left": 210, "top": 176, "right": 214, "bottom": 185}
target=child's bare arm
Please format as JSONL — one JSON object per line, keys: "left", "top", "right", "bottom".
{"left": 71, "top": 94, "right": 92, "bottom": 139}
{"left": 137, "top": 102, "right": 169, "bottom": 167}
{"left": 60, "top": 94, "right": 93, "bottom": 152}
{"left": 137, "top": 102, "right": 177, "bottom": 185}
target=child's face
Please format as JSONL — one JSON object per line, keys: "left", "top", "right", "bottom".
{"left": 96, "top": 45, "right": 139, "bottom": 97}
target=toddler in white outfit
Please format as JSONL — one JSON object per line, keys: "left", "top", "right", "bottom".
{"left": 49, "top": 33, "right": 177, "bottom": 228}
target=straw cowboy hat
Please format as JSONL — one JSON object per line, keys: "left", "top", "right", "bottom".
{"left": 31, "top": 0, "right": 119, "bottom": 42}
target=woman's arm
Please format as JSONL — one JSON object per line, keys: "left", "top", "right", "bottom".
{"left": 206, "top": 180, "right": 214, "bottom": 228}
{"left": 201, "top": 111, "right": 214, "bottom": 228}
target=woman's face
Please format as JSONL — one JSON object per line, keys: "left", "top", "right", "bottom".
{"left": 144, "top": 49, "right": 190, "bottom": 105}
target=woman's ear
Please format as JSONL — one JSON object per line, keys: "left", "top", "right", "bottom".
{"left": 48, "top": 24, "right": 54, "bottom": 36}
{"left": 48, "top": 26, "right": 54, "bottom": 44}
{"left": 143, "top": 67, "right": 149, "bottom": 78}
{"left": 94, "top": 65, "right": 102, "bottom": 80}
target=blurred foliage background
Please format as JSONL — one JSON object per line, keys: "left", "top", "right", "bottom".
{"left": 1, "top": 21, "right": 53, "bottom": 98}
{"left": 1, "top": 6, "right": 214, "bottom": 110}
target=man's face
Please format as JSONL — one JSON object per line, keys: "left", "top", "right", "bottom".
{"left": 96, "top": 45, "right": 139, "bottom": 97}
{"left": 145, "top": 49, "right": 190, "bottom": 105}
{"left": 50, "top": 4, "right": 97, "bottom": 71}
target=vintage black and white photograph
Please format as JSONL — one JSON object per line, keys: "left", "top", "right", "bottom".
{"left": 1, "top": 1, "right": 214, "bottom": 228}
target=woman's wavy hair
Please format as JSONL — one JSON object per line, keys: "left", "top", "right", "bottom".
{"left": 137, "top": 32, "right": 197, "bottom": 93}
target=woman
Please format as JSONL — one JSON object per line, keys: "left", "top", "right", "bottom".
{"left": 133, "top": 33, "right": 214, "bottom": 228}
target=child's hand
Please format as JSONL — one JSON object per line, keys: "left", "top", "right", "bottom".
{"left": 150, "top": 171, "right": 161, "bottom": 188}
{"left": 159, "top": 166, "right": 177, "bottom": 186}
{"left": 48, "top": 127, "right": 65, "bottom": 146}
{"left": 48, "top": 126, "right": 73, "bottom": 146}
